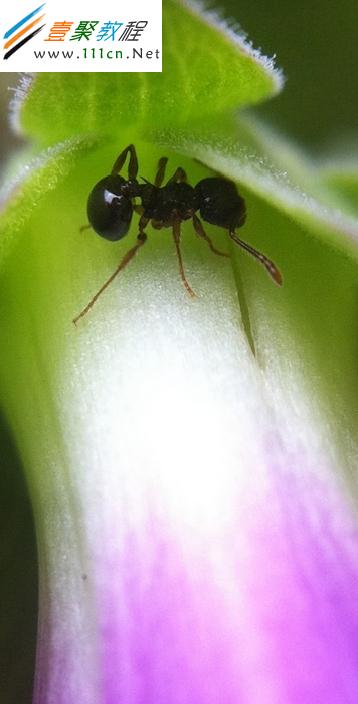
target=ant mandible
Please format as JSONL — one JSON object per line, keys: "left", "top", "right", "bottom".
{"left": 73, "top": 144, "right": 282, "bottom": 324}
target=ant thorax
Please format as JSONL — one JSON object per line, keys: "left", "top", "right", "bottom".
{"left": 142, "top": 181, "right": 199, "bottom": 227}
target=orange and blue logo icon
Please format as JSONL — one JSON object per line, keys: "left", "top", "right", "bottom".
{"left": 3, "top": 3, "right": 46, "bottom": 59}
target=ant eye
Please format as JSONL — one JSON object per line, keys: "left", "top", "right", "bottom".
{"left": 87, "top": 174, "right": 133, "bottom": 241}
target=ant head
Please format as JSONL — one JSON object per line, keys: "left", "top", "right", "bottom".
{"left": 87, "top": 174, "right": 133, "bottom": 241}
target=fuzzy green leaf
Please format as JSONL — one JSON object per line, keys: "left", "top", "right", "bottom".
{"left": 12, "top": 0, "right": 282, "bottom": 146}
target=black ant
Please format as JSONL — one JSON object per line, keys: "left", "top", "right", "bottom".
{"left": 73, "top": 144, "right": 282, "bottom": 324}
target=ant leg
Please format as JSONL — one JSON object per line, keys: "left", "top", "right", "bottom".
{"left": 192, "top": 214, "right": 229, "bottom": 258}
{"left": 154, "top": 157, "right": 168, "bottom": 187}
{"left": 172, "top": 221, "right": 196, "bottom": 298}
{"left": 229, "top": 230, "right": 283, "bottom": 285}
{"left": 111, "top": 144, "right": 139, "bottom": 180}
{"left": 140, "top": 161, "right": 184, "bottom": 188}
{"left": 73, "top": 217, "right": 149, "bottom": 325}
{"left": 167, "top": 166, "right": 187, "bottom": 184}
{"left": 80, "top": 223, "right": 92, "bottom": 233}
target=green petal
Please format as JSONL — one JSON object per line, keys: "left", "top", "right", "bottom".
{"left": 12, "top": 0, "right": 282, "bottom": 146}
{"left": 321, "top": 162, "right": 358, "bottom": 217}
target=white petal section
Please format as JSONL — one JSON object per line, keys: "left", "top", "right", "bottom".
{"left": 32, "top": 249, "right": 358, "bottom": 703}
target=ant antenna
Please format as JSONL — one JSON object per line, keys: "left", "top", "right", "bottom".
{"left": 229, "top": 231, "right": 282, "bottom": 285}
{"left": 111, "top": 144, "right": 138, "bottom": 180}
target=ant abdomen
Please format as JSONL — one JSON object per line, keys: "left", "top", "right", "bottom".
{"left": 87, "top": 174, "right": 133, "bottom": 241}
{"left": 195, "top": 177, "right": 246, "bottom": 230}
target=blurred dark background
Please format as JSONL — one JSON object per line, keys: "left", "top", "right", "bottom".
{"left": 0, "top": 414, "right": 38, "bottom": 703}
{"left": 219, "top": 0, "right": 358, "bottom": 150}
{"left": 0, "top": 74, "right": 23, "bottom": 167}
